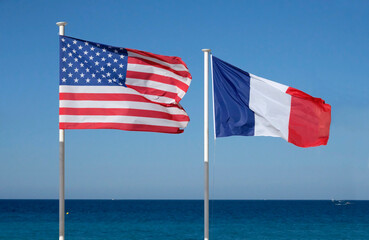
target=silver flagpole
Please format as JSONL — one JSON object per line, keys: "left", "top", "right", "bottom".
{"left": 202, "top": 48, "right": 211, "bottom": 240}
{"left": 56, "top": 21, "right": 67, "bottom": 240}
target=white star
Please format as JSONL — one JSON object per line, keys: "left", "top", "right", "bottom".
{"left": 89, "top": 56, "right": 94, "bottom": 60}
{"left": 119, "top": 82, "right": 123, "bottom": 86}
{"left": 102, "top": 75, "right": 106, "bottom": 78}
{"left": 102, "top": 48, "right": 107, "bottom": 52}
{"left": 119, "top": 64, "right": 124, "bottom": 68}
{"left": 80, "top": 73, "right": 85, "bottom": 78}
{"left": 68, "top": 73, "right": 73, "bottom": 77}
{"left": 108, "top": 79, "right": 112, "bottom": 83}
{"left": 90, "top": 47, "right": 95, "bottom": 51}
{"left": 74, "top": 58, "right": 78, "bottom": 62}
{"left": 92, "top": 73, "right": 96, "bottom": 78}
{"left": 101, "top": 57, "right": 106, "bottom": 62}
{"left": 62, "top": 67, "right": 66, "bottom": 72}
{"left": 74, "top": 68, "right": 79, "bottom": 72}
{"left": 86, "top": 68, "right": 90, "bottom": 72}
{"left": 86, "top": 78, "right": 90, "bottom": 83}
{"left": 100, "top": 67, "right": 105, "bottom": 71}
{"left": 107, "top": 62, "right": 111, "bottom": 67}
{"left": 106, "top": 72, "right": 111, "bottom": 77}
{"left": 73, "top": 40, "right": 77, "bottom": 44}
{"left": 118, "top": 74, "right": 123, "bottom": 78}
{"left": 108, "top": 53, "right": 112, "bottom": 58}
{"left": 68, "top": 53, "right": 73, "bottom": 57}
{"left": 78, "top": 55, "right": 82, "bottom": 58}
{"left": 97, "top": 78, "right": 102, "bottom": 83}
{"left": 114, "top": 49, "right": 118, "bottom": 53}
{"left": 85, "top": 42, "right": 89, "bottom": 46}
{"left": 68, "top": 63, "right": 73, "bottom": 67}
{"left": 95, "top": 61, "right": 99, "bottom": 66}
{"left": 78, "top": 45, "right": 83, "bottom": 50}
{"left": 112, "top": 68, "right": 117, "bottom": 72}
{"left": 62, "top": 47, "right": 67, "bottom": 52}
{"left": 84, "top": 51, "right": 88, "bottom": 55}
{"left": 62, "top": 77, "right": 66, "bottom": 82}
{"left": 61, "top": 38, "right": 65, "bottom": 42}
{"left": 96, "top": 52, "right": 100, "bottom": 56}
{"left": 112, "top": 78, "right": 117, "bottom": 82}
{"left": 113, "top": 58, "right": 118, "bottom": 63}
{"left": 67, "top": 44, "right": 71, "bottom": 47}
{"left": 62, "top": 57, "right": 67, "bottom": 62}
{"left": 120, "top": 55, "right": 125, "bottom": 59}
{"left": 80, "top": 63, "right": 84, "bottom": 67}
{"left": 74, "top": 78, "right": 79, "bottom": 83}
{"left": 72, "top": 49, "right": 76, "bottom": 53}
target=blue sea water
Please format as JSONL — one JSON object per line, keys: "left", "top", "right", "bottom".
{"left": 0, "top": 200, "right": 369, "bottom": 240}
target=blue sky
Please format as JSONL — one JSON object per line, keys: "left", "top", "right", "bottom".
{"left": 0, "top": 0, "right": 368, "bottom": 199}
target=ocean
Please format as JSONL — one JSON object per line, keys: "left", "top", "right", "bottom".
{"left": 0, "top": 200, "right": 368, "bottom": 239}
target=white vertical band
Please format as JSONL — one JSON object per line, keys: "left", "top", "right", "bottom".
{"left": 59, "top": 129, "right": 65, "bottom": 142}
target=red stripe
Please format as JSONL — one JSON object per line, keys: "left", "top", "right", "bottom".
{"left": 128, "top": 57, "right": 192, "bottom": 79}
{"left": 126, "top": 48, "right": 189, "bottom": 67}
{"left": 126, "top": 71, "right": 189, "bottom": 92}
{"left": 286, "top": 87, "right": 331, "bottom": 148}
{"left": 60, "top": 122, "right": 184, "bottom": 134}
{"left": 59, "top": 93, "right": 181, "bottom": 108}
{"left": 59, "top": 108, "right": 190, "bottom": 121}
{"left": 126, "top": 85, "right": 177, "bottom": 101}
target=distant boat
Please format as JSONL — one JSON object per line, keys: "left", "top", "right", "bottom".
{"left": 332, "top": 199, "right": 351, "bottom": 205}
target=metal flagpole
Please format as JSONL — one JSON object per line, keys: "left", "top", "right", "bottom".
{"left": 56, "top": 21, "right": 67, "bottom": 240}
{"left": 202, "top": 48, "right": 211, "bottom": 240}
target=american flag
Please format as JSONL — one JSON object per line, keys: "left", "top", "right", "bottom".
{"left": 59, "top": 36, "right": 191, "bottom": 133}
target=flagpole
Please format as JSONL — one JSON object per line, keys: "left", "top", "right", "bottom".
{"left": 202, "top": 48, "right": 211, "bottom": 240}
{"left": 56, "top": 21, "right": 67, "bottom": 240}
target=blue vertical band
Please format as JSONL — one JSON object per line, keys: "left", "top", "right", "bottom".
{"left": 212, "top": 56, "right": 255, "bottom": 137}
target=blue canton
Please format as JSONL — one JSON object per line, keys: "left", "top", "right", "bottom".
{"left": 59, "top": 36, "right": 128, "bottom": 86}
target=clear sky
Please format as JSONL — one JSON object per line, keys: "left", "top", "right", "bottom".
{"left": 0, "top": 0, "right": 368, "bottom": 200}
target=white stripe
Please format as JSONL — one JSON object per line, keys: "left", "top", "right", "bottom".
{"left": 125, "top": 78, "right": 185, "bottom": 98}
{"left": 128, "top": 51, "right": 189, "bottom": 72}
{"left": 249, "top": 74, "right": 291, "bottom": 140}
{"left": 60, "top": 85, "right": 174, "bottom": 104}
{"left": 249, "top": 73, "right": 289, "bottom": 92}
{"left": 60, "top": 115, "right": 188, "bottom": 128}
{"left": 59, "top": 100, "right": 187, "bottom": 115}
{"left": 127, "top": 64, "right": 191, "bottom": 85}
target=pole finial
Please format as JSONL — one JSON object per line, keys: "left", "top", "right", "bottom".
{"left": 202, "top": 49, "right": 211, "bottom": 52}
{"left": 56, "top": 22, "right": 67, "bottom": 27}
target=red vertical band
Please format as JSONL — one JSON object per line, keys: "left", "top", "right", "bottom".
{"left": 286, "top": 87, "right": 331, "bottom": 148}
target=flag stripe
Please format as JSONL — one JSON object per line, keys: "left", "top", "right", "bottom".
{"left": 59, "top": 122, "right": 184, "bottom": 133}
{"left": 59, "top": 100, "right": 186, "bottom": 115}
{"left": 60, "top": 85, "right": 174, "bottom": 104}
{"left": 126, "top": 77, "right": 186, "bottom": 99}
{"left": 127, "top": 51, "right": 188, "bottom": 72}
{"left": 126, "top": 71, "right": 189, "bottom": 92}
{"left": 127, "top": 64, "right": 191, "bottom": 85}
{"left": 126, "top": 84, "right": 179, "bottom": 102}
{"left": 59, "top": 108, "right": 189, "bottom": 121}
{"left": 126, "top": 48, "right": 189, "bottom": 66}
{"left": 128, "top": 56, "right": 191, "bottom": 79}
{"left": 60, "top": 115, "right": 188, "bottom": 128}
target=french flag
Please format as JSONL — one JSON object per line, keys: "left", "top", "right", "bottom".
{"left": 212, "top": 56, "right": 331, "bottom": 148}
